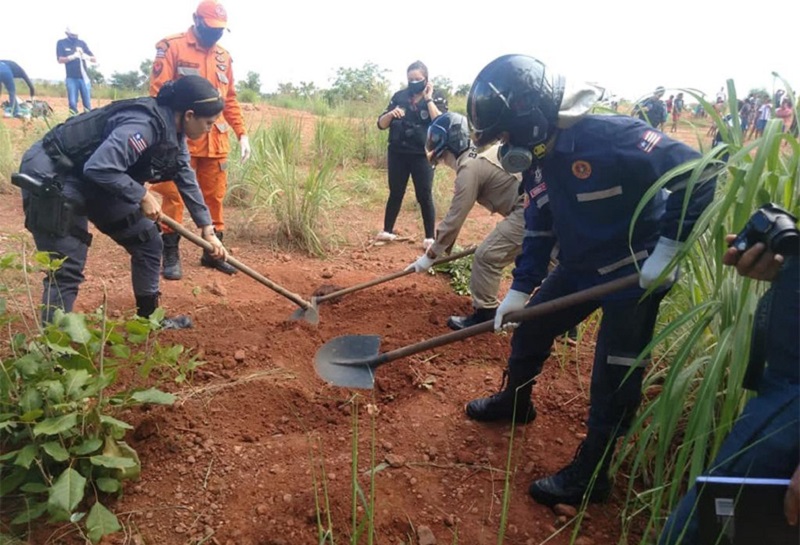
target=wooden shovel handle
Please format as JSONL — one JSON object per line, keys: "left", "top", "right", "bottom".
{"left": 371, "top": 273, "right": 641, "bottom": 367}
{"left": 315, "top": 246, "right": 477, "bottom": 303}
{"left": 159, "top": 215, "right": 313, "bottom": 310}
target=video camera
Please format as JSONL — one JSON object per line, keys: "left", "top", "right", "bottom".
{"left": 730, "top": 203, "right": 799, "bottom": 257}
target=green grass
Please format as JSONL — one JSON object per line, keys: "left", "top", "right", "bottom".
{"left": 615, "top": 79, "right": 798, "bottom": 543}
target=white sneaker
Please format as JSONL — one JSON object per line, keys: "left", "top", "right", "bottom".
{"left": 422, "top": 238, "right": 434, "bottom": 251}
{"left": 376, "top": 231, "right": 398, "bottom": 242}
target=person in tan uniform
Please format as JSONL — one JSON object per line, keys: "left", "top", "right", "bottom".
{"left": 405, "top": 112, "right": 525, "bottom": 330}
{"left": 149, "top": 0, "right": 250, "bottom": 279}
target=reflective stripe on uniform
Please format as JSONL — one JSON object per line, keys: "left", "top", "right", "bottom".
{"left": 597, "top": 249, "right": 649, "bottom": 275}
{"left": 536, "top": 195, "right": 549, "bottom": 208}
{"left": 607, "top": 355, "right": 649, "bottom": 367}
{"left": 177, "top": 66, "right": 201, "bottom": 76}
{"left": 524, "top": 229, "right": 555, "bottom": 239}
{"left": 576, "top": 186, "right": 623, "bottom": 202}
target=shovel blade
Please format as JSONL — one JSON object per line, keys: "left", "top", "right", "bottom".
{"left": 289, "top": 304, "right": 319, "bottom": 325}
{"left": 314, "top": 335, "right": 381, "bottom": 389}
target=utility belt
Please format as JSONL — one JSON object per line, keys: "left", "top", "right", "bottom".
{"left": 12, "top": 173, "right": 92, "bottom": 246}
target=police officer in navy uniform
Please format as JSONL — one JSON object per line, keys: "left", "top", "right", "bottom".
{"left": 17, "top": 75, "right": 228, "bottom": 327}
{"left": 463, "top": 55, "right": 716, "bottom": 507}
{"left": 376, "top": 60, "right": 448, "bottom": 249}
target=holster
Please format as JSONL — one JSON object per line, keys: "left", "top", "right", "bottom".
{"left": 13, "top": 173, "right": 89, "bottom": 245}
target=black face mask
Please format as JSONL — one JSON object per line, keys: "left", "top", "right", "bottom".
{"left": 196, "top": 24, "right": 224, "bottom": 48}
{"left": 408, "top": 79, "right": 427, "bottom": 96}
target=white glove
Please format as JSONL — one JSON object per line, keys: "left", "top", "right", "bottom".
{"left": 239, "top": 135, "right": 251, "bottom": 162}
{"left": 405, "top": 254, "right": 435, "bottom": 273}
{"left": 494, "top": 289, "right": 530, "bottom": 331}
{"left": 639, "top": 237, "right": 682, "bottom": 288}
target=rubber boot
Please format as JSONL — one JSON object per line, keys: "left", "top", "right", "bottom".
{"left": 200, "top": 231, "right": 236, "bottom": 275}
{"left": 447, "top": 307, "right": 497, "bottom": 331}
{"left": 528, "top": 430, "right": 614, "bottom": 507}
{"left": 135, "top": 294, "right": 193, "bottom": 330}
{"left": 464, "top": 368, "right": 537, "bottom": 424}
{"left": 162, "top": 232, "right": 182, "bottom": 281}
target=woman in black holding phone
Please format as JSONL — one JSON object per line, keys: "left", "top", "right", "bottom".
{"left": 376, "top": 60, "right": 447, "bottom": 250}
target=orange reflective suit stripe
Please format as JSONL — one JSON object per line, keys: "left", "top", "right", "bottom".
{"left": 148, "top": 27, "right": 244, "bottom": 233}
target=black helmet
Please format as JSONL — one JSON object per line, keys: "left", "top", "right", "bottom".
{"left": 426, "top": 112, "right": 471, "bottom": 161}
{"left": 467, "top": 54, "right": 565, "bottom": 151}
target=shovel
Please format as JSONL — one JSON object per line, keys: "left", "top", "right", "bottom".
{"left": 159, "top": 215, "right": 319, "bottom": 325}
{"left": 314, "top": 273, "right": 640, "bottom": 388}
{"left": 311, "top": 246, "right": 477, "bottom": 309}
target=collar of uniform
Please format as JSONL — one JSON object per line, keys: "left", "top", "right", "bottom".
{"left": 157, "top": 103, "right": 182, "bottom": 146}
{"left": 186, "top": 26, "right": 200, "bottom": 47}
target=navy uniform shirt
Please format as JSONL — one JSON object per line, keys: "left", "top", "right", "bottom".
{"left": 512, "top": 115, "right": 715, "bottom": 296}
{"left": 56, "top": 37, "right": 93, "bottom": 80}
{"left": 0, "top": 60, "right": 35, "bottom": 95}
{"left": 80, "top": 103, "right": 212, "bottom": 227}
{"left": 379, "top": 88, "right": 448, "bottom": 155}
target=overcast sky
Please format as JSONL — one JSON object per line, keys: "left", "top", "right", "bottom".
{"left": 5, "top": 0, "right": 796, "bottom": 102}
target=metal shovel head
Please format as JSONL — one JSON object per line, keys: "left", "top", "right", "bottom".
{"left": 289, "top": 304, "right": 319, "bottom": 325}
{"left": 314, "top": 335, "right": 382, "bottom": 389}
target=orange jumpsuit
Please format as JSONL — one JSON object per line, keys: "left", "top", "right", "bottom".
{"left": 149, "top": 27, "right": 246, "bottom": 233}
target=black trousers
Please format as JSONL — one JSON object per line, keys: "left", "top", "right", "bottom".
{"left": 383, "top": 150, "right": 435, "bottom": 238}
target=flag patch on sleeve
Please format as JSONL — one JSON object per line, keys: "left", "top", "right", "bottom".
{"left": 128, "top": 133, "right": 148, "bottom": 154}
{"left": 638, "top": 130, "right": 661, "bottom": 153}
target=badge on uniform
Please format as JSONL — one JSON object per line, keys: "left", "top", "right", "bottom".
{"left": 217, "top": 72, "right": 229, "bottom": 84}
{"left": 128, "top": 133, "right": 148, "bottom": 154}
{"left": 572, "top": 160, "right": 592, "bottom": 179}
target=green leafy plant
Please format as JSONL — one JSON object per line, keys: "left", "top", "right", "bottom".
{"left": 0, "top": 252, "right": 182, "bottom": 542}
{"left": 432, "top": 249, "right": 474, "bottom": 296}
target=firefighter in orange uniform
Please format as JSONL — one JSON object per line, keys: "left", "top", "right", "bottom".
{"left": 149, "top": 0, "right": 250, "bottom": 279}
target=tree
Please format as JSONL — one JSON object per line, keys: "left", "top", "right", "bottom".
{"left": 277, "top": 82, "right": 297, "bottom": 97}
{"left": 298, "top": 81, "right": 317, "bottom": 100}
{"left": 326, "top": 62, "right": 389, "bottom": 104}
{"left": 432, "top": 76, "right": 453, "bottom": 100}
{"left": 140, "top": 59, "right": 153, "bottom": 83}
{"left": 109, "top": 71, "right": 144, "bottom": 91}
{"left": 236, "top": 71, "right": 262, "bottom": 94}
{"left": 455, "top": 83, "right": 471, "bottom": 97}
{"left": 86, "top": 65, "right": 105, "bottom": 86}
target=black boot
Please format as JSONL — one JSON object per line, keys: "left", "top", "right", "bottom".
{"left": 528, "top": 431, "right": 614, "bottom": 507}
{"left": 447, "top": 307, "right": 496, "bottom": 331}
{"left": 200, "top": 231, "right": 236, "bottom": 275}
{"left": 162, "top": 232, "right": 182, "bottom": 281}
{"left": 135, "top": 294, "right": 193, "bottom": 330}
{"left": 465, "top": 368, "right": 536, "bottom": 424}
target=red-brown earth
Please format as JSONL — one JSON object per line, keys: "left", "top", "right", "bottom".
{"left": 0, "top": 96, "right": 706, "bottom": 545}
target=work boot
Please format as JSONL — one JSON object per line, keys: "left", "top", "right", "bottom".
{"left": 528, "top": 431, "right": 614, "bottom": 507}
{"left": 200, "top": 231, "right": 237, "bottom": 275}
{"left": 135, "top": 294, "right": 193, "bottom": 330}
{"left": 447, "top": 307, "right": 496, "bottom": 331}
{"left": 465, "top": 369, "right": 536, "bottom": 424}
{"left": 162, "top": 232, "right": 182, "bottom": 281}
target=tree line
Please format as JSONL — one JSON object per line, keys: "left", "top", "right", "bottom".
{"left": 91, "top": 61, "right": 471, "bottom": 104}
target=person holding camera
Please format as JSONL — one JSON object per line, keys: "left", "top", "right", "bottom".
{"left": 376, "top": 60, "right": 447, "bottom": 250}
{"left": 659, "top": 204, "right": 800, "bottom": 544}
{"left": 15, "top": 76, "right": 228, "bottom": 328}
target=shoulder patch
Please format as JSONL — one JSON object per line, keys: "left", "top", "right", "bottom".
{"left": 128, "top": 133, "right": 149, "bottom": 155}
{"left": 638, "top": 130, "right": 662, "bottom": 153}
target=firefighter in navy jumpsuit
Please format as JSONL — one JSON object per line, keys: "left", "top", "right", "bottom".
{"left": 464, "top": 55, "right": 716, "bottom": 508}
{"left": 17, "top": 75, "right": 227, "bottom": 325}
